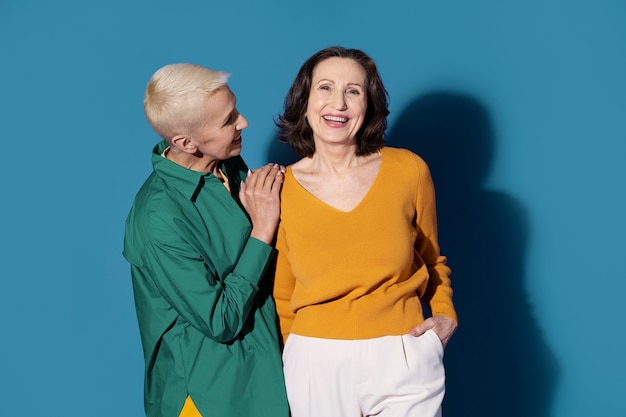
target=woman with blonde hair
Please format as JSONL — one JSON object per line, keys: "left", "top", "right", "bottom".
{"left": 125, "top": 63, "right": 289, "bottom": 417}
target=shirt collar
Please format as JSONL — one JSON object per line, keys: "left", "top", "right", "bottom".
{"left": 151, "top": 140, "right": 218, "bottom": 201}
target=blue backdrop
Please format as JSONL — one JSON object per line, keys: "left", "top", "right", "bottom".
{"left": 1, "top": 1, "right": 624, "bottom": 416}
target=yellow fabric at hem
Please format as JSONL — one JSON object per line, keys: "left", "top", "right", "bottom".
{"left": 179, "top": 396, "right": 202, "bottom": 417}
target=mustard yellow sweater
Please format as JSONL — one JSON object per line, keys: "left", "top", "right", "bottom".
{"left": 274, "top": 147, "right": 457, "bottom": 343}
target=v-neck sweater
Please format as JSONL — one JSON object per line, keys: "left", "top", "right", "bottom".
{"left": 273, "top": 146, "right": 457, "bottom": 342}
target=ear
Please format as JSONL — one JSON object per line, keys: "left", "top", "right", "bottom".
{"left": 170, "top": 134, "right": 197, "bottom": 154}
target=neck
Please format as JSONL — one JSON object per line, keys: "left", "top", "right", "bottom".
{"left": 166, "top": 148, "right": 220, "bottom": 173}
{"left": 309, "top": 142, "right": 362, "bottom": 173}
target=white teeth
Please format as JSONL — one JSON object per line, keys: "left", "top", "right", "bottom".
{"left": 323, "top": 115, "right": 348, "bottom": 123}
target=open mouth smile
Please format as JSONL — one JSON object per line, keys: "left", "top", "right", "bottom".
{"left": 323, "top": 115, "right": 348, "bottom": 124}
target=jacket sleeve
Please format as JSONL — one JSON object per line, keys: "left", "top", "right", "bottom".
{"left": 140, "top": 234, "right": 274, "bottom": 343}
{"left": 272, "top": 222, "right": 296, "bottom": 344}
{"left": 413, "top": 154, "right": 458, "bottom": 326}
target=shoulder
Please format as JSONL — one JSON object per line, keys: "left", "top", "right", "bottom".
{"left": 126, "top": 176, "right": 191, "bottom": 242}
{"left": 283, "top": 157, "right": 311, "bottom": 190}
{"left": 381, "top": 146, "right": 429, "bottom": 172}
{"left": 281, "top": 164, "right": 301, "bottom": 197}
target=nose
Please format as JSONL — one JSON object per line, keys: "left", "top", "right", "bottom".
{"left": 236, "top": 114, "right": 249, "bottom": 130}
{"left": 332, "top": 92, "right": 348, "bottom": 111}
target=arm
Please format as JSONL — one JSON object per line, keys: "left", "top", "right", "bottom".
{"left": 141, "top": 227, "right": 275, "bottom": 344}
{"left": 273, "top": 221, "right": 297, "bottom": 345}
{"left": 137, "top": 164, "right": 284, "bottom": 344}
{"left": 410, "top": 155, "right": 458, "bottom": 346}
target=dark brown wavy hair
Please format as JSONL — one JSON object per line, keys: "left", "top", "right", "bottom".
{"left": 276, "top": 46, "right": 390, "bottom": 158}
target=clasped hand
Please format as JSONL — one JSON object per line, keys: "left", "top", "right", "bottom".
{"left": 239, "top": 163, "right": 285, "bottom": 244}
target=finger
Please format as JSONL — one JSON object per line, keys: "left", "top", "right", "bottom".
{"left": 269, "top": 169, "right": 284, "bottom": 195}
{"left": 266, "top": 164, "right": 283, "bottom": 191}
{"left": 239, "top": 181, "right": 248, "bottom": 206}
{"left": 249, "top": 164, "right": 274, "bottom": 190}
{"left": 247, "top": 166, "right": 271, "bottom": 191}
{"left": 244, "top": 168, "right": 258, "bottom": 189}
{"left": 258, "top": 164, "right": 280, "bottom": 193}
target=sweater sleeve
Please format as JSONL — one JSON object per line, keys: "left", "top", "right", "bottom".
{"left": 413, "top": 154, "right": 458, "bottom": 326}
{"left": 273, "top": 221, "right": 296, "bottom": 344}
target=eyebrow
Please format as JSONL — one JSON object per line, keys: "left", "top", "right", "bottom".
{"left": 316, "top": 78, "right": 364, "bottom": 87}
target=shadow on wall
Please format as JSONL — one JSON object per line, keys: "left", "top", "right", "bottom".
{"left": 387, "top": 92, "right": 560, "bottom": 417}
{"left": 267, "top": 133, "right": 300, "bottom": 167}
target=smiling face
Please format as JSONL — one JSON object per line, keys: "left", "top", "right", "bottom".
{"left": 188, "top": 86, "right": 248, "bottom": 162}
{"left": 306, "top": 57, "right": 368, "bottom": 148}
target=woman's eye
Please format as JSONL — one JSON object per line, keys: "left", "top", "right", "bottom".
{"left": 223, "top": 111, "right": 238, "bottom": 127}
{"left": 347, "top": 89, "right": 360, "bottom": 96}
{"left": 319, "top": 85, "right": 331, "bottom": 91}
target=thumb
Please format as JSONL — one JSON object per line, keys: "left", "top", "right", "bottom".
{"left": 410, "top": 321, "right": 430, "bottom": 337}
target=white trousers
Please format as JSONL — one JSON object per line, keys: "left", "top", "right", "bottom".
{"left": 283, "top": 330, "right": 446, "bottom": 417}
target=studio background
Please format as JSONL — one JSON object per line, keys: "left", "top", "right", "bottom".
{"left": 1, "top": 1, "right": 624, "bottom": 416}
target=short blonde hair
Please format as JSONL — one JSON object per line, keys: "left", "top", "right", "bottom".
{"left": 144, "top": 63, "right": 230, "bottom": 140}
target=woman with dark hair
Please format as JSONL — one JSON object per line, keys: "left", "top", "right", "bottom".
{"left": 273, "top": 46, "right": 458, "bottom": 417}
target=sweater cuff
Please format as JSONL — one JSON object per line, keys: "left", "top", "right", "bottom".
{"left": 431, "top": 303, "right": 459, "bottom": 327}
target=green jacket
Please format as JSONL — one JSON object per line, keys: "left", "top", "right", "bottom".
{"left": 123, "top": 141, "right": 289, "bottom": 417}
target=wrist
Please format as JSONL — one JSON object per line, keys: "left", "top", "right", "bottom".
{"left": 249, "top": 228, "right": 275, "bottom": 245}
